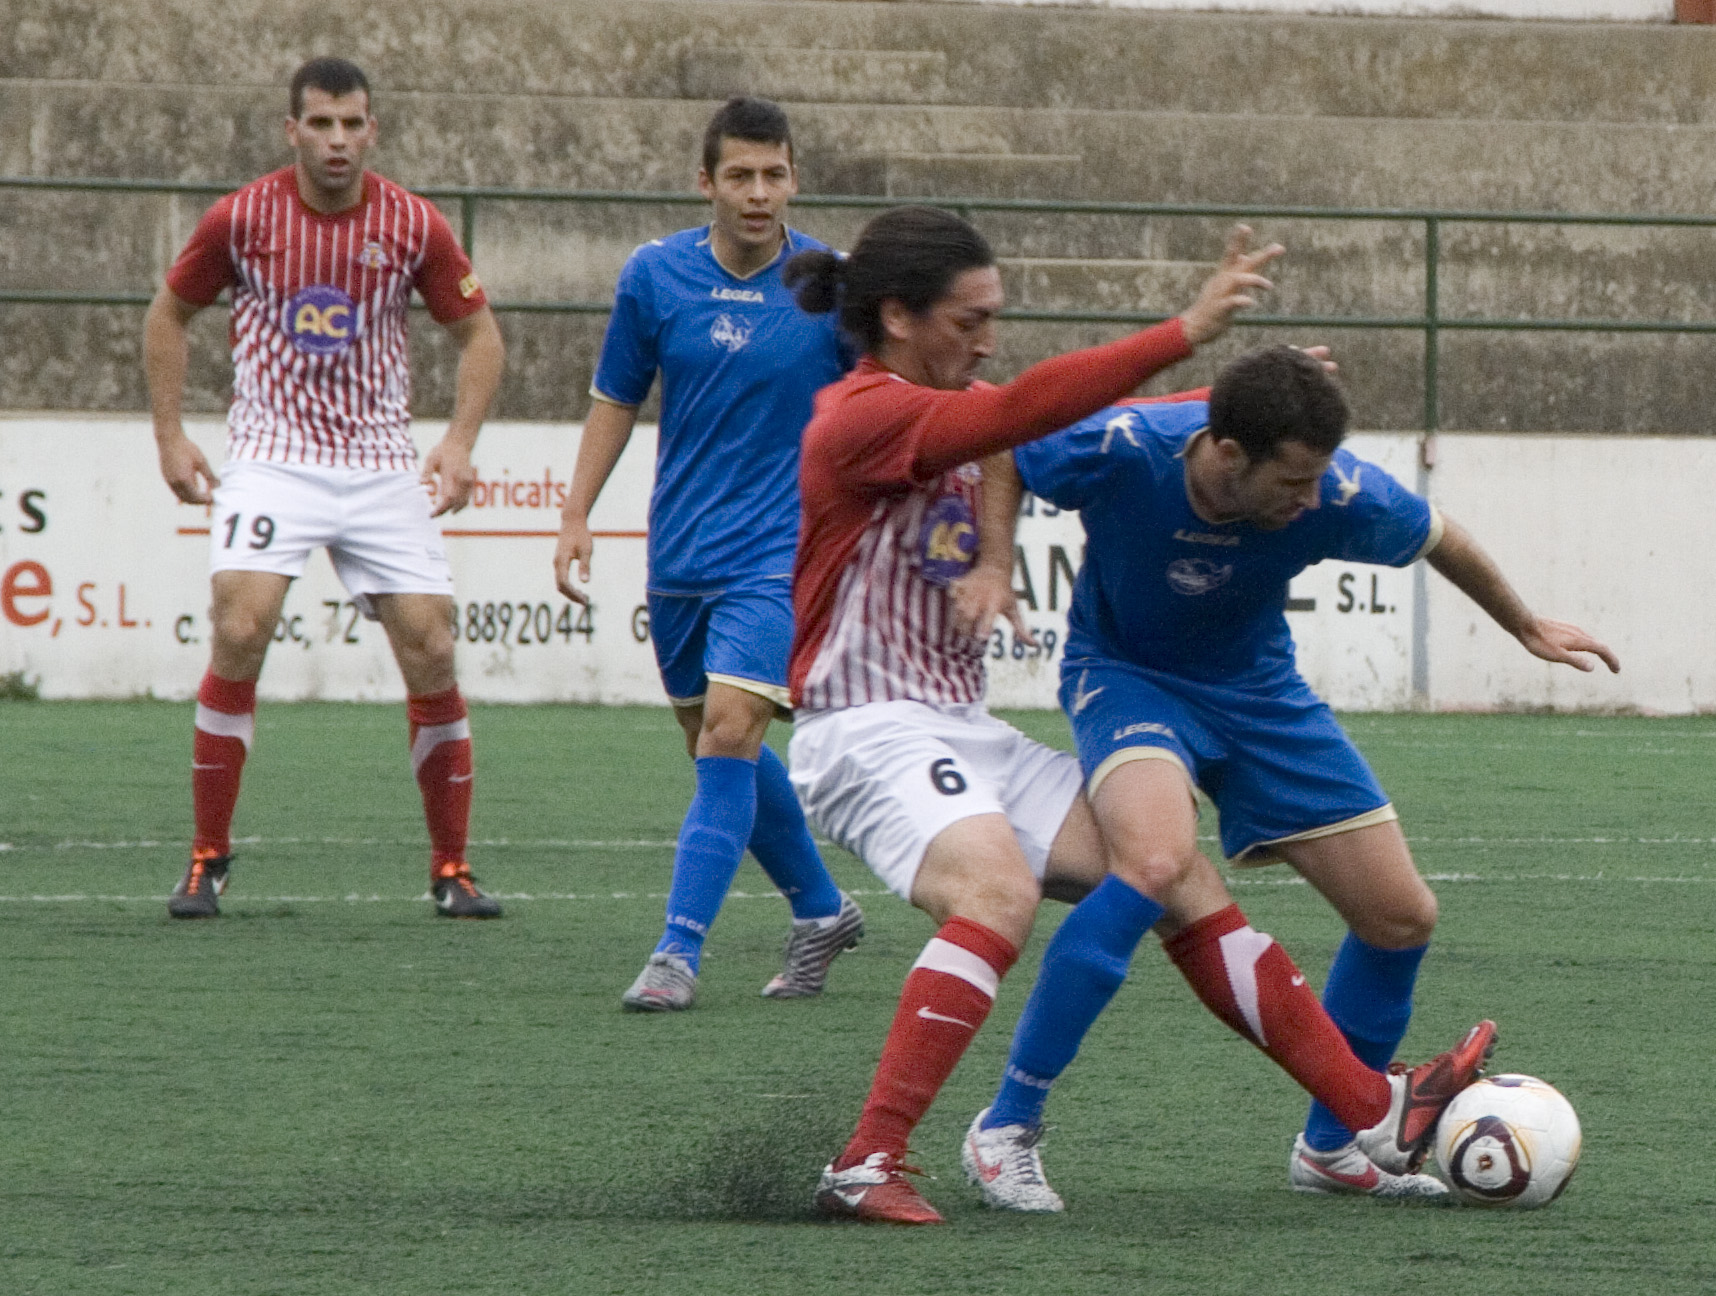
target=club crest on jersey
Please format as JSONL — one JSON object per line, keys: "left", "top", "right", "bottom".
{"left": 710, "top": 313, "right": 753, "bottom": 353}
{"left": 356, "top": 240, "right": 389, "bottom": 271}
{"left": 286, "top": 285, "right": 357, "bottom": 355}
{"left": 1165, "top": 557, "right": 1234, "bottom": 596}
{"left": 918, "top": 493, "right": 978, "bottom": 587}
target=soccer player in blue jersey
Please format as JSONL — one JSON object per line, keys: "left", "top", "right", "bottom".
{"left": 553, "top": 97, "right": 862, "bottom": 1011}
{"left": 963, "top": 346, "right": 1617, "bottom": 1207}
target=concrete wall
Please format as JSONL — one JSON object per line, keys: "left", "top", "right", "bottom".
{"left": 1, "top": 416, "right": 1703, "bottom": 712}
{"left": 5, "top": 1, "right": 1716, "bottom": 433}
{"left": 944, "top": 0, "right": 1672, "bottom": 19}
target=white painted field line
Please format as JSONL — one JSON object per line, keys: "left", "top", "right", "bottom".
{"left": 2, "top": 876, "right": 1712, "bottom": 905}
{"left": 4, "top": 832, "right": 1713, "bottom": 855}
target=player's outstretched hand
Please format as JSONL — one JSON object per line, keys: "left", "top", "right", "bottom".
{"left": 1518, "top": 617, "right": 1621, "bottom": 674}
{"left": 422, "top": 438, "right": 476, "bottom": 517}
{"left": 1294, "top": 344, "right": 1338, "bottom": 374}
{"left": 158, "top": 432, "right": 220, "bottom": 505}
{"left": 553, "top": 515, "right": 595, "bottom": 607}
{"left": 1179, "top": 225, "right": 1284, "bottom": 346}
{"left": 950, "top": 564, "right": 1035, "bottom": 647}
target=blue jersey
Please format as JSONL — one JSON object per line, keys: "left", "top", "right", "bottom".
{"left": 592, "top": 226, "right": 852, "bottom": 593}
{"left": 1015, "top": 401, "right": 1436, "bottom": 688}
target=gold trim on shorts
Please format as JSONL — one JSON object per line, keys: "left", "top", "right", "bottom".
{"left": 705, "top": 672, "right": 793, "bottom": 710}
{"left": 1087, "top": 745, "right": 1194, "bottom": 801}
{"left": 1232, "top": 803, "right": 1400, "bottom": 868}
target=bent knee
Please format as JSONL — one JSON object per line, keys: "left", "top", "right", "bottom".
{"left": 1106, "top": 838, "right": 1204, "bottom": 903}
{"left": 1355, "top": 888, "right": 1438, "bottom": 949}
{"left": 210, "top": 605, "right": 276, "bottom": 653}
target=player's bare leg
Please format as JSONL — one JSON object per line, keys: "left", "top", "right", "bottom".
{"left": 170, "top": 571, "right": 290, "bottom": 918}
{"left": 818, "top": 815, "right": 1035, "bottom": 1224}
{"left": 372, "top": 592, "right": 498, "bottom": 918}
{"left": 627, "top": 683, "right": 856, "bottom": 1008}
{"left": 1281, "top": 821, "right": 1437, "bottom": 951}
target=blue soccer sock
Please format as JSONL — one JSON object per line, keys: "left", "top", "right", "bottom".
{"left": 746, "top": 746, "right": 842, "bottom": 921}
{"left": 654, "top": 755, "right": 759, "bottom": 972}
{"left": 1303, "top": 932, "right": 1428, "bottom": 1151}
{"left": 984, "top": 875, "right": 1166, "bottom": 1131}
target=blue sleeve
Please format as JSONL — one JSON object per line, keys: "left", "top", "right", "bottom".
{"left": 1013, "top": 405, "right": 1144, "bottom": 511}
{"left": 591, "top": 250, "right": 659, "bottom": 405}
{"left": 1323, "top": 450, "right": 1434, "bottom": 567}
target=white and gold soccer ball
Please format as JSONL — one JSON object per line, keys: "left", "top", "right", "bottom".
{"left": 1433, "top": 1074, "right": 1582, "bottom": 1209}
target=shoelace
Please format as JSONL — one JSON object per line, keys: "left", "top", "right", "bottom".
{"left": 883, "top": 1151, "right": 934, "bottom": 1182}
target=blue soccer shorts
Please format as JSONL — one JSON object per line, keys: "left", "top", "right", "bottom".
{"left": 1060, "top": 655, "right": 1397, "bottom": 864}
{"left": 646, "top": 575, "right": 794, "bottom": 710}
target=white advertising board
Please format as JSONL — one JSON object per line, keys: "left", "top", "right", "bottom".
{"left": 0, "top": 418, "right": 1704, "bottom": 712}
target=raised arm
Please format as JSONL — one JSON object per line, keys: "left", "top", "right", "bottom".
{"left": 421, "top": 305, "right": 505, "bottom": 517}
{"left": 143, "top": 285, "right": 220, "bottom": 504}
{"left": 949, "top": 451, "right": 1034, "bottom": 643}
{"left": 1426, "top": 514, "right": 1620, "bottom": 674}
{"left": 553, "top": 397, "right": 641, "bottom": 605}
{"left": 912, "top": 226, "right": 1282, "bottom": 480}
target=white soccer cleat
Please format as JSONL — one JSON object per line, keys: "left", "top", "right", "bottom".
{"left": 761, "top": 892, "right": 865, "bottom": 998}
{"left": 1289, "top": 1134, "right": 1451, "bottom": 1201}
{"left": 961, "top": 1108, "right": 1065, "bottom": 1213}
{"left": 620, "top": 952, "right": 697, "bottom": 1012}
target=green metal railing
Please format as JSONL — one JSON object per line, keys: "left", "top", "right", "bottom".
{"left": 6, "top": 175, "right": 1716, "bottom": 434}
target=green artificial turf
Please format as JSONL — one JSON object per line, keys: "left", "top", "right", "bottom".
{"left": 1, "top": 703, "right": 1712, "bottom": 1295}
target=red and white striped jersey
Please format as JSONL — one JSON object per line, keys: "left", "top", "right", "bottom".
{"left": 166, "top": 166, "right": 486, "bottom": 471}
{"left": 791, "top": 326, "right": 1195, "bottom": 710}
{"left": 798, "top": 452, "right": 989, "bottom": 709}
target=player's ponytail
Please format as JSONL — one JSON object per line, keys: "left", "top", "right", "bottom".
{"left": 784, "top": 248, "right": 846, "bottom": 315}
{"left": 789, "top": 206, "right": 994, "bottom": 355}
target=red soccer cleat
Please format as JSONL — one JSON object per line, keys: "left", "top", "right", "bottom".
{"left": 814, "top": 1152, "right": 945, "bottom": 1225}
{"left": 1356, "top": 1020, "right": 1498, "bottom": 1174}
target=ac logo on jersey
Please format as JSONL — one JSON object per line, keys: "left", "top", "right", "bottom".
{"left": 1165, "top": 557, "right": 1234, "bottom": 596}
{"left": 918, "top": 492, "right": 978, "bottom": 587}
{"left": 710, "top": 313, "right": 753, "bottom": 353}
{"left": 286, "top": 285, "right": 357, "bottom": 355}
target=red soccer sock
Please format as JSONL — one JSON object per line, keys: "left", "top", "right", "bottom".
{"left": 1162, "top": 904, "right": 1392, "bottom": 1134}
{"left": 837, "top": 916, "right": 1019, "bottom": 1169}
{"left": 407, "top": 686, "right": 473, "bottom": 872}
{"left": 191, "top": 672, "right": 256, "bottom": 858}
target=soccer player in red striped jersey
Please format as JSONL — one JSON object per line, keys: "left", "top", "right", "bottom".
{"left": 783, "top": 209, "right": 1493, "bottom": 1224}
{"left": 142, "top": 57, "right": 507, "bottom": 919}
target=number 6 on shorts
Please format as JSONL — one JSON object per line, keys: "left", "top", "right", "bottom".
{"left": 929, "top": 757, "right": 967, "bottom": 796}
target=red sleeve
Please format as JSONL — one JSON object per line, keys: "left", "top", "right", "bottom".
{"left": 808, "top": 319, "right": 1194, "bottom": 496}
{"left": 164, "top": 194, "right": 238, "bottom": 307}
{"left": 1119, "top": 386, "right": 1211, "bottom": 406}
{"left": 415, "top": 205, "right": 487, "bottom": 324}
{"left": 904, "top": 319, "right": 1192, "bottom": 480}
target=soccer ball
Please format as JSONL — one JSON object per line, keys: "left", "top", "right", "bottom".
{"left": 1432, "top": 1074, "right": 1582, "bottom": 1209}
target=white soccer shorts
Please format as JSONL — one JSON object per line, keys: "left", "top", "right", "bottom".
{"left": 789, "top": 698, "right": 1084, "bottom": 900}
{"left": 208, "top": 461, "right": 454, "bottom": 617}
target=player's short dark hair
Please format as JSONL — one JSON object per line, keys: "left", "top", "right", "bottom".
{"left": 784, "top": 206, "right": 995, "bottom": 354}
{"left": 290, "top": 57, "right": 371, "bottom": 118}
{"left": 1208, "top": 345, "right": 1349, "bottom": 462}
{"left": 701, "top": 96, "right": 793, "bottom": 175}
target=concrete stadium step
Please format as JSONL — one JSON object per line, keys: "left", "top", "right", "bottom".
{"left": 679, "top": 46, "right": 950, "bottom": 105}
{"left": 13, "top": 180, "right": 1712, "bottom": 336}
{"left": 10, "top": 1, "right": 1716, "bottom": 124}
{"left": 7, "top": 81, "right": 1716, "bottom": 215}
